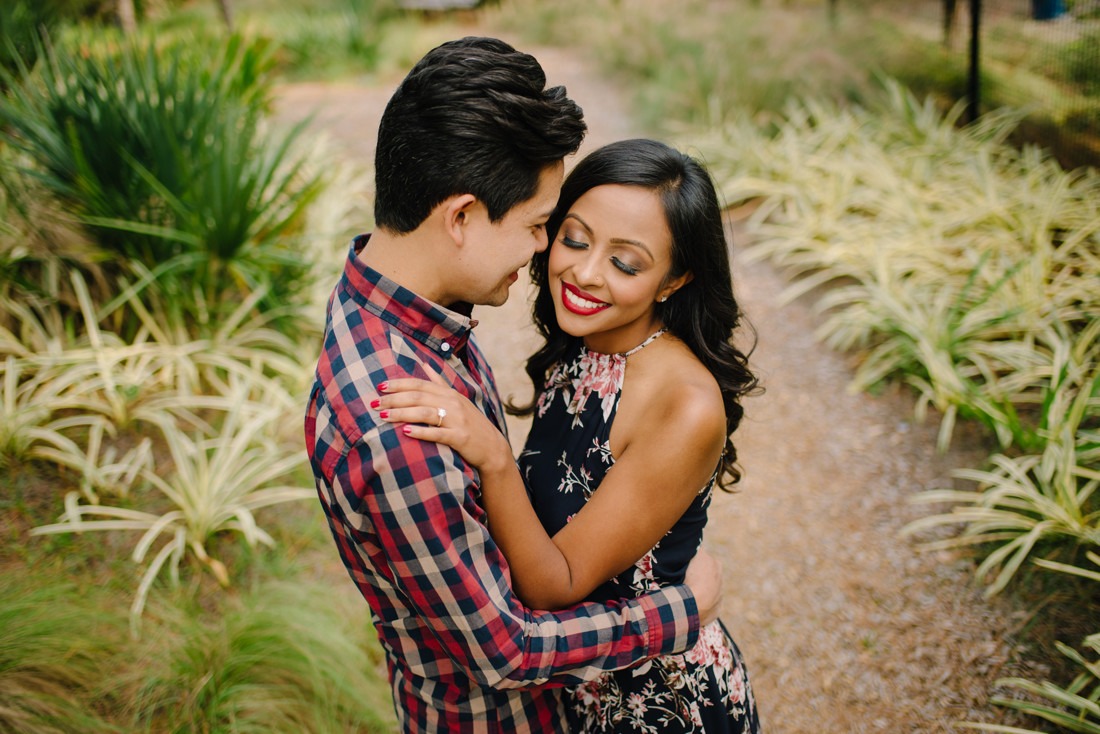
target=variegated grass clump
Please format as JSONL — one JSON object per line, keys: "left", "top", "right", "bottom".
{"left": 0, "top": 58, "right": 372, "bottom": 633}
{"left": 32, "top": 397, "right": 314, "bottom": 631}
{"left": 961, "top": 634, "right": 1100, "bottom": 733}
{"left": 694, "top": 80, "right": 1099, "bottom": 454}
{"left": 0, "top": 355, "right": 100, "bottom": 470}
{"left": 687, "top": 80, "right": 1099, "bottom": 729}
{"left": 907, "top": 323, "right": 1099, "bottom": 732}
{"left": 0, "top": 16, "right": 387, "bottom": 724}
{"left": 2, "top": 271, "right": 317, "bottom": 631}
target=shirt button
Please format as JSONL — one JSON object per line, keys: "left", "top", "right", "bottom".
{"left": 440, "top": 342, "right": 451, "bottom": 353}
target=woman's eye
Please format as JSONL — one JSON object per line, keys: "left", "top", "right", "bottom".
{"left": 562, "top": 236, "right": 587, "bottom": 250}
{"left": 612, "top": 257, "right": 639, "bottom": 276}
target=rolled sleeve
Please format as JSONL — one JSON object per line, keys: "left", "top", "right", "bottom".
{"left": 639, "top": 584, "right": 699, "bottom": 659}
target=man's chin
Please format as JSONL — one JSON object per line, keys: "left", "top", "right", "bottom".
{"left": 485, "top": 291, "right": 510, "bottom": 308}
{"left": 486, "top": 280, "right": 519, "bottom": 307}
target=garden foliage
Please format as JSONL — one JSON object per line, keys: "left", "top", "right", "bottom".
{"left": 693, "top": 80, "right": 1100, "bottom": 734}
{"left": 0, "top": 8, "right": 393, "bottom": 729}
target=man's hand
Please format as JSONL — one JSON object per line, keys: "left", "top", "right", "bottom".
{"left": 684, "top": 548, "right": 723, "bottom": 627}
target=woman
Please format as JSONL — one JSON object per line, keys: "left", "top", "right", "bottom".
{"left": 376, "top": 139, "right": 760, "bottom": 732}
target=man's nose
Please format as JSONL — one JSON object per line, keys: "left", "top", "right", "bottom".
{"left": 533, "top": 228, "right": 550, "bottom": 254}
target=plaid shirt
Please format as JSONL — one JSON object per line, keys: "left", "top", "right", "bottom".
{"left": 305, "top": 235, "right": 700, "bottom": 733}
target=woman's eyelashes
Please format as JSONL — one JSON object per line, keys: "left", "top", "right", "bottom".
{"left": 611, "top": 257, "right": 640, "bottom": 275}
{"left": 560, "top": 236, "right": 641, "bottom": 276}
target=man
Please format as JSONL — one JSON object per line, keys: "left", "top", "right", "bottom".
{"left": 305, "top": 37, "right": 721, "bottom": 732}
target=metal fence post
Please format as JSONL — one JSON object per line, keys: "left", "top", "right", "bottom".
{"left": 967, "top": 0, "right": 981, "bottom": 124}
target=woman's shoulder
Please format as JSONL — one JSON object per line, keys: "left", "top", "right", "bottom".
{"left": 623, "top": 336, "right": 725, "bottom": 435}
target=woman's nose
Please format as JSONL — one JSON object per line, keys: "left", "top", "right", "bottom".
{"left": 572, "top": 255, "right": 602, "bottom": 288}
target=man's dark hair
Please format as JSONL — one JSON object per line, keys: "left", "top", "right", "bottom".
{"left": 373, "top": 36, "right": 586, "bottom": 233}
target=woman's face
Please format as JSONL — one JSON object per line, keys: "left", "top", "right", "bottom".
{"left": 548, "top": 184, "right": 686, "bottom": 354}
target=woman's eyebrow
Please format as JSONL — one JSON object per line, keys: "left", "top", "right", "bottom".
{"left": 563, "top": 212, "right": 593, "bottom": 233}
{"left": 609, "top": 237, "right": 653, "bottom": 259}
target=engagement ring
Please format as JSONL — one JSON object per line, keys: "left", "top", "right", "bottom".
{"left": 436, "top": 408, "right": 447, "bottom": 427}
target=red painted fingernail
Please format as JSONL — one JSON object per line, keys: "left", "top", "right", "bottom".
{"left": 379, "top": 410, "right": 389, "bottom": 419}
{"left": 402, "top": 425, "right": 412, "bottom": 435}
{"left": 370, "top": 399, "right": 381, "bottom": 409}
{"left": 378, "top": 382, "right": 389, "bottom": 392}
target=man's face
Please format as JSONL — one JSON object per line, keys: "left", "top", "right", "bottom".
{"left": 457, "top": 161, "right": 564, "bottom": 307}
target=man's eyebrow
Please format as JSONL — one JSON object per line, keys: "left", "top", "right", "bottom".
{"left": 564, "top": 213, "right": 654, "bottom": 257}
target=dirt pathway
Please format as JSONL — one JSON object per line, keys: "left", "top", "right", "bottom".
{"left": 277, "top": 30, "right": 1028, "bottom": 733}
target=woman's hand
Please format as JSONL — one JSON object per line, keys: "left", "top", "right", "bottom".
{"left": 374, "top": 377, "right": 514, "bottom": 474}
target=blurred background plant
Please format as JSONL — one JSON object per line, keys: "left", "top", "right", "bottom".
{"left": 0, "top": 570, "right": 394, "bottom": 733}
{"left": 0, "top": 0, "right": 393, "bottom": 728}
{"left": 0, "top": 33, "right": 322, "bottom": 339}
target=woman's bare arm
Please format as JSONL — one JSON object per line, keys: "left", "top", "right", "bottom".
{"left": 377, "top": 372, "right": 726, "bottom": 608}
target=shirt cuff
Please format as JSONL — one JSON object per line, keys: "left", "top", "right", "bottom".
{"left": 639, "top": 584, "right": 700, "bottom": 659}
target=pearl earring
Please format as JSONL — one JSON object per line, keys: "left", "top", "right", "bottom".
{"left": 658, "top": 295, "right": 668, "bottom": 303}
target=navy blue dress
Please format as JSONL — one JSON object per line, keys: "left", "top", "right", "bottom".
{"left": 518, "top": 331, "right": 760, "bottom": 733}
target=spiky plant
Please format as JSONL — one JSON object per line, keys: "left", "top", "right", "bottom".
{"left": 32, "top": 396, "right": 314, "bottom": 631}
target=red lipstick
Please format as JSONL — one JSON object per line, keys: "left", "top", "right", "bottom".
{"left": 561, "top": 282, "right": 610, "bottom": 316}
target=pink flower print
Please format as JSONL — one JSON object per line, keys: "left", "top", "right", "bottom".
{"left": 556, "top": 452, "right": 595, "bottom": 497}
{"left": 568, "top": 351, "right": 626, "bottom": 421}
{"left": 686, "top": 622, "right": 733, "bottom": 671}
{"left": 632, "top": 550, "right": 661, "bottom": 592}
{"left": 626, "top": 692, "right": 648, "bottom": 718}
{"left": 728, "top": 664, "right": 747, "bottom": 705}
{"left": 688, "top": 701, "right": 704, "bottom": 727}
{"left": 587, "top": 438, "right": 614, "bottom": 465}
{"left": 537, "top": 363, "right": 571, "bottom": 418}
{"left": 574, "top": 679, "right": 604, "bottom": 708}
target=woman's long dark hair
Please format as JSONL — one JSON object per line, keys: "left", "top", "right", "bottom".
{"left": 507, "top": 138, "right": 759, "bottom": 488}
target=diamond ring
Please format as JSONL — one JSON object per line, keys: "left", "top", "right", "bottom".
{"left": 436, "top": 407, "right": 447, "bottom": 427}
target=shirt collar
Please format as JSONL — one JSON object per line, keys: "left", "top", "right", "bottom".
{"left": 339, "top": 234, "right": 478, "bottom": 355}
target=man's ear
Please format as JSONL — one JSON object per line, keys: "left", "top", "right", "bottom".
{"left": 442, "top": 194, "right": 478, "bottom": 247}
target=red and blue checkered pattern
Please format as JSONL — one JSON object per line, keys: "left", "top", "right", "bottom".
{"left": 305, "top": 236, "right": 699, "bottom": 732}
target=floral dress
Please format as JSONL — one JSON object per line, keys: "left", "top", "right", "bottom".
{"left": 518, "top": 331, "right": 761, "bottom": 733}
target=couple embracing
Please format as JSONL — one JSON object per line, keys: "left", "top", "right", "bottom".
{"left": 305, "top": 36, "right": 761, "bottom": 733}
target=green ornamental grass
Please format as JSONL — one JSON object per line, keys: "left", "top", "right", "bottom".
{"left": 0, "top": 574, "right": 123, "bottom": 734}
{"left": 123, "top": 582, "right": 395, "bottom": 733}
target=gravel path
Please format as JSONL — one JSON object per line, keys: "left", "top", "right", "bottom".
{"left": 276, "top": 30, "right": 1030, "bottom": 733}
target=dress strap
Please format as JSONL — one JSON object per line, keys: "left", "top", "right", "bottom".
{"left": 623, "top": 328, "right": 667, "bottom": 357}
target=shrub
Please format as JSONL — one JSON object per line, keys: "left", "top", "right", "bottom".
{"left": 0, "top": 34, "right": 322, "bottom": 337}
{"left": 1061, "top": 28, "right": 1100, "bottom": 96}
{"left": 0, "top": 1, "right": 56, "bottom": 86}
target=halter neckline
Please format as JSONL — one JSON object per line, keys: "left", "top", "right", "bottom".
{"left": 586, "top": 328, "right": 667, "bottom": 358}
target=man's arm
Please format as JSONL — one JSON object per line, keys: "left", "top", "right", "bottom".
{"left": 324, "top": 426, "right": 701, "bottom": 689}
